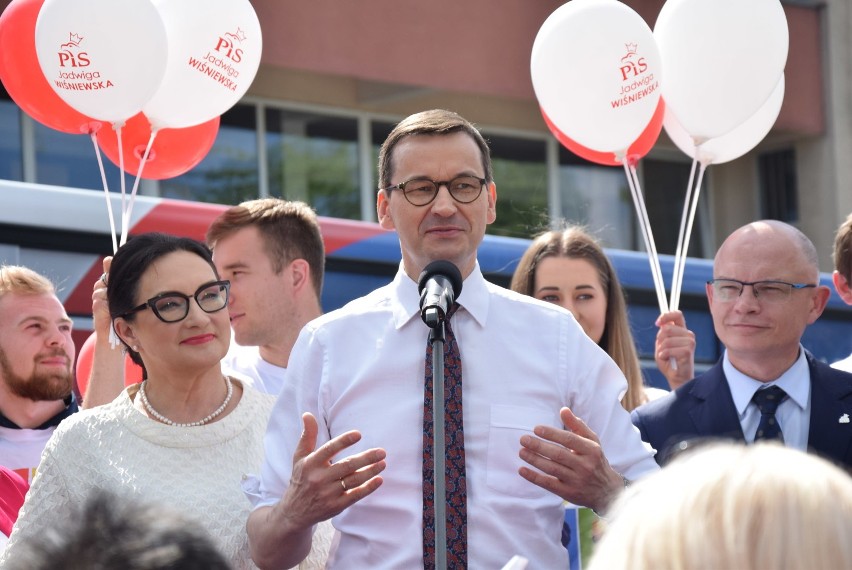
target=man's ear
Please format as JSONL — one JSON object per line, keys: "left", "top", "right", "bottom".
{"left": 833, "top": 271, "right": 852, "bottom": 305}
{"left": 486, "top": 182, "right": 497, "bottom": 225}
{"left": 807, "top": 285, "right": 832, "bottom": 324}
{"left": 288, "top": 259, "right": 311, "bottom": 293}
{"left": 377, "top": 190, "right": 395, "bottom": 230}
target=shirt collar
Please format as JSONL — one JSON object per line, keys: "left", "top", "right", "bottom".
{"left": 724, "top": 346, "right": 810, "bottom": 416}
{"left": 390, "top": 261, "right": 490, "bottom": 330}
{"left": 0, "top": 393, "right": 79, "bottom": 430}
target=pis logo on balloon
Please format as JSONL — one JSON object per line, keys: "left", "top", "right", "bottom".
{"left": 54, "top": 32, "right": 113, "bottom": 90}
{"left": 612, "top": 42, "right": 657, "bottom": 109}
{"left": 187, "top": 27, "right": 249, "bottom": 91}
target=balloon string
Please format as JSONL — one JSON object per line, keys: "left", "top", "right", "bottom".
{"left": 624, "top": 161, "right": 676, "bottom": 371}
{"left": 89, "top": 132, "right": 118, "bottom": 254}
{"left": 121, "top": 130, "right": 158, "bottom": 247}
{"left": 115, "top": 123, "right": 129, "bottom": 248}
{"left": 670, "top": 157, "right": 698, "bottom": 311}
{"left": 89, "top": 131, "right": 121, "bottom": 350}
{"left": 671, "top": 162, "right": 707, "bottom": 310}
{"left": 623, "top": 160, "right": 669, "bottom": 315}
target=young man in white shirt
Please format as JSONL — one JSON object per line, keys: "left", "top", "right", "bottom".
{"left": 0, "top": 266, "right": 77, "bottom": 483}
{"left": 247, "top": 109, "right": 658, "bottom": 569}
{"left": 207, "top": 199, "right": 324, "bottom": 395}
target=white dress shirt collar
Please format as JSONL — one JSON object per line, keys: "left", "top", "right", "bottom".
{"left": 724, "top": 346, "right": 810, "bottom": 417}
{"left": 390, "top": 261, "right": 490, "bottom": 330}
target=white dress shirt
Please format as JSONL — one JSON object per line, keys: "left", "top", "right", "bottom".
{"left": 724, "top": 347, "right": 811, "bottom": 451}
{"left": 222, "top": 342, "right": 287, "bottom": 396}
{"left": 832, "top": 353, "right": 852, "bottom": 374}
{"left": 257, "top": 263, "right": 658, "bottom": 569}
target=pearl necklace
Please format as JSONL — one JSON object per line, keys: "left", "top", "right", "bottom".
{"left": 138, "top": 376, "right": 233, "bottom": 428}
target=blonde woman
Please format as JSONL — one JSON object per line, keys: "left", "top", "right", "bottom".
{"left": 511, "top": 226, "right": 694, "bottom": 411}
{"left": 589, "top": 442, "right": 852, "bottom": 570}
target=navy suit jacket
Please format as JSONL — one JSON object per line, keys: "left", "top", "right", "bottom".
{"left": 632, "top": 353, "right": 852, "bottom": 469}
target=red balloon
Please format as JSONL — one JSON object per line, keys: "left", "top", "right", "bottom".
{"left": 0, "top": 0, "right": 100, "bottom": 134}
{"left": 96, "top": 113, "right": 220, "bottom": 180}
{"left": 543, "top": 98, "right": 666, "bottom": 167}
{"left": 75, "top": 331, "right": 144, "bottom": 399}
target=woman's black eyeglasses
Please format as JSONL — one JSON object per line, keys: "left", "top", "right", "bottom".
{"left": 120, "top": 280, "right": 230, "bottom": 323}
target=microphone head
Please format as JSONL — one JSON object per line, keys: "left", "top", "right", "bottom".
{"left": 417, "top": 260, "right": 463, "bottom": 300}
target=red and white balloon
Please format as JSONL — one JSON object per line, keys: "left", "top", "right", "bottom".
{"left": 34, "top": 0, "right": 168, "bottom": 123}
{"left": 531, "top": 0, "right": 662, "bottom": 156}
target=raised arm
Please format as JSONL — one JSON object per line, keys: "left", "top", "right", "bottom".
{"left": 247, "top": 413, "right": 386, "bottom": 570}
{"left": 81, "top": 257, "right": 126, "bottom": 409}
{"left": 654, "top": 310, "right": 696, "bottom": 391}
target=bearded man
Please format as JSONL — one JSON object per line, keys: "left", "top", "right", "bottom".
{"left": 0, "top": 266, "right": 77, "bottom": 484}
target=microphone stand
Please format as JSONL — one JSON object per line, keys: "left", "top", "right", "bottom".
{"left": 424, "top": 306, "right": 448, "bottom": 570}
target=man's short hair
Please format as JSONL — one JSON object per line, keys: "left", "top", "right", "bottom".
{"left": 206, "top": 198, "right": 325, "bottom": 298}
{"left": 377, "top": 109, "right": 494, "bottom": 190}
{"left": 834, "top": 213, "right": 852, "bottom": 281}
{"left": 4, "top": 490, "right": 231, "bottom": 570}
{"left": 0, "top": 266, "right": 55, "bottom": 301}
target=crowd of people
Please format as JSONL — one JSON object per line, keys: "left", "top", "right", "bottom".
{"left": 1, "top": 108, "right": 850, "bottom": 569}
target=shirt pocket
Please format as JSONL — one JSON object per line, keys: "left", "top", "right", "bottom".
{"left": 486, "top": 404, "right": 556, "bottom": 498}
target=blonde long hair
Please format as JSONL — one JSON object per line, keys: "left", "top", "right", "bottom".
{"left": 589, "top": 443, "right": 852, "bottom": 570}
{"left": 510, "top": 226, "right": 647, "bottom": 411}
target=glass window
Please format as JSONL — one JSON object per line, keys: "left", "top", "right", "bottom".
{"left": 0, "top": 87, "right": 22, "bottom": 181}
{"left": 371, "top": 120, "right": 395, "bottom": 185}
{"left": 35, "top": 123, "right": 123, "bottom": 190}
{"left": 759, "top": 148, "right": 798, "bottom": 222}
{"left": 266, "top": 109, "right": 360, "bottom": 219}
{"left": 643, "top": 158, "right": 704, "bottom": 256}
{"left": 487, "top": 135, "right": 548, "bottom": 238}
{"left": 159, "top": 104, "right": 258, "bottom": 205}
{"left": 558, "top": 148, "right": 635, "bottom": 249}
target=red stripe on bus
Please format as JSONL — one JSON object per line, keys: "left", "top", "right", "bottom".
{"left": 131, "top": 202, "right": 388, "bottom": 254}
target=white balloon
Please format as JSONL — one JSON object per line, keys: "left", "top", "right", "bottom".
{"left": 143, "top": 0, "right": 262, "bottom": 130}
{"left": 664, "top": 74, "right": 785, "bottom": 165}
{"left": 655, "top": 0, "right": 788, "bottom": 142}
{"left": 531, "top": 0, "right": 662, "bottom": 154}
{"left": 35, "top": 0, "right": 168, "bottom": 123}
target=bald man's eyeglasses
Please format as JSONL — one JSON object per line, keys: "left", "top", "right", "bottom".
{"left": 707, "top": 278, "right": 816, "bottom": 304}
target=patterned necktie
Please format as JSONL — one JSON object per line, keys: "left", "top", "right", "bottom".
{"left": 752, "top": 386, "right": 788, "bottom": 442}
{"left": 422, "top": 303, "right": 467, "bottom": 569}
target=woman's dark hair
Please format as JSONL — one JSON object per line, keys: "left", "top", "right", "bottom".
{"left": 108, "top": 233, "right": 218, "bottom": 369}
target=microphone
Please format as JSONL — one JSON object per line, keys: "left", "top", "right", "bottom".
{"left": 417, "top": 260, "right": 463, "bottom": 328}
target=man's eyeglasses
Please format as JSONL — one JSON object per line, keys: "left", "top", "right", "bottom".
{"left": 382, "top": 175, "right": 487, "bottom": 206}
{"left": 707, "top": 278, "right": 816, "bottom": 304}
{"left": 121, "top": 280, "right": 230, "bottom": 323}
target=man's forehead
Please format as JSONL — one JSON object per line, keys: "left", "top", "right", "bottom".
{"left": 0, "top": 293, "right": 69, "bottom": 323}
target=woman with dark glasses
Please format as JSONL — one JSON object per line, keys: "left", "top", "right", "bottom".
{"left": 2, "top": 233, "right": 283, "bottom": 569}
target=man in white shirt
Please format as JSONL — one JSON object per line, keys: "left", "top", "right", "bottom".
{"left": 247, "top": 109, "right": 658, "bottom": 569}
{"left": 831, "top": 213, "right": 852, "bottom": 372}
{"left": 207, "top": 199, "right": 324, "bottom": 395}
{"left": 0, "top": 266, "right": 77, "bottom": 484}
{"left": 633, "top": 221, "right": 852, "bottom": 468}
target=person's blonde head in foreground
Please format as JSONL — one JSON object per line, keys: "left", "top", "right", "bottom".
{"left": 588, "top": 442, "right": 852, "bottom": 570}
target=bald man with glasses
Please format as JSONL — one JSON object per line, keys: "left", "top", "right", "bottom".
{"left": 632, "top": 220, "right": 852, "bottom": 468}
